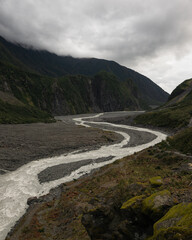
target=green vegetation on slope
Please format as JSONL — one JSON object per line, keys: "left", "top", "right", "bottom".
{"left": 135, "top": 78, "right": 192, "bottom": 129}
{"left": 92, "top": 71, "right": 140, "bottom": 110}
{"left": 135, "top": 105, "right": 192, "bottom": 129}
{"left": 168, "top": 127, "right": 192, "bottom": 155}
{"left": 0, "top": 36, "right": 169, "bottom": 107}
{"left": 0, "top": 99, "right": 53, "bottom": 124}
{"left": 169, "top": 78, "right": 192, "bottom": 101}
{"left": 0, "top": 61, "right": 142, "bottom": 123}
{"left": 0, "top": 61, "right": 55, "bottom": 123}
{"left": 0, "top": 36, "right": 170, "bottom": 123}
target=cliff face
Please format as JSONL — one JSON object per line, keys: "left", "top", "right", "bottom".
{"left": 0, "top": 61, "right": 141, "bottom": 123}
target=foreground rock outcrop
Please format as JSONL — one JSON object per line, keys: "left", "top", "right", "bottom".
{"left": 151, "top": 202, "right": 192, "bottom": 239}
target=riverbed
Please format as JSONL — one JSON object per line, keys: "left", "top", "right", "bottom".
{"left": 0, "top": 111, "right": 167, "bottom": 240}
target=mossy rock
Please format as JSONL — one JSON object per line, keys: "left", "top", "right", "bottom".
{"left": 142, "top": 190, "right": 173, "bottom": 221}
{"left": 121, "top": 195, "right": 145, "bottom": 210}
{"left": 150, "top": 202, "right": 192, "bottom": 239}
{"left": 121, "top": 195, "right": 147, "bottom": 224}
{"left": 149, "top": 176, "right": 163, "bottom": 187}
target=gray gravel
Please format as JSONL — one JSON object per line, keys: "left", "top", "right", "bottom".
{"left": 0, "top": 111, "right": 158, "bottom": 182}
{"left": 37, "top": 111, "right": 157, "bottom": 183}
{"left": 87, "top": 122, "right": 156, "bottom": 147}
{"left": 38, "top": 156, "right": 113, "bottom": 183}
{"left": 0, "top": 118, "right": 121, "bottom": 173}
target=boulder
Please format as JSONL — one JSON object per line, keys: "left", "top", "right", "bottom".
{"left": 142, "top": 190, "right": 173, "bottom": 221}
{"left": 150, "top": 202, "right": 192, "bottom": 239}
{"left": 121, "top": 195, "right": 144, "bottom": 211}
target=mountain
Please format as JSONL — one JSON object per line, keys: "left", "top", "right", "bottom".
{"left": 135, "top": 78, "right": 192, "bottom": 129}
{"left": 0, "top": 36, "right": 168, "bottom": 106}
{"left": 0, "top": 36, "right": 169, "bottom": 123}
{"left": 0, "top": 60, "right": 141, "bottom": 123}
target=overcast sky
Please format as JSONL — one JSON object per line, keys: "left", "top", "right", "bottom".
{"left": 0, "top": 0, "right": 192, "bottom": 93}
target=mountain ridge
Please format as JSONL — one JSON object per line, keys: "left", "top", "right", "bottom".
{"left": 0, "top": 36, "right": 168, "bottom": 106}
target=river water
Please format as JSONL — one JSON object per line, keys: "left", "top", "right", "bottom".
{"left": 0, "top": 113, "right": 167, "bottom": 240}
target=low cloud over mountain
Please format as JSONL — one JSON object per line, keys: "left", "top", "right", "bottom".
{"left": 0, "top": 0, "right": 192, "bottom": 92}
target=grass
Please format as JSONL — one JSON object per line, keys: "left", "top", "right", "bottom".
{"left": 135, "top": 105, "right": 192, "bottom": 129}
{"left": 168, "top": 127, "right": 192, "bottom": 155}
{"left": 0, "top": 99, "right": 54, "bottom": 124}
{"left": 135, "top": 78, "right": 192, "bottom": 130}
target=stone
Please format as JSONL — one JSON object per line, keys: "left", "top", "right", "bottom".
{"left": 142, "top": 190, "right": 173, "bottom": 221}
{"left": 150, "top": 202, "right": 192, "bottom": 239}
{"left": 149, "top": 176, "right": 163, "bottom": 187}
{"left": 121, "top": 195, "right": 144, "bottom": 211}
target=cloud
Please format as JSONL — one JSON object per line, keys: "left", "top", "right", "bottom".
{"left": 0, "top": 0, "right": 192, "bottom": 92}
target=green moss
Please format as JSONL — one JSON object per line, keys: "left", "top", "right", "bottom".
{"left": 142, "top": 190, "right": 171, "bottom": 220}
{"left": 149, "top": 227, "right": 192, "bottom": 240}
{"left": 149, "top": 176, "right": 163, "bottom": 187}
{"left": 121, "top": 195, "right": 144, "bottom": 210}
{"left": 150, "top": 202, "right": 192, "bottom": 239}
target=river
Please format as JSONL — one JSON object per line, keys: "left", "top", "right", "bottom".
{"left": 0, "top": 112, "right": 167, "bottom": 240}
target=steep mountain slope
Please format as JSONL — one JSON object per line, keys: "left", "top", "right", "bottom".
{"left": 0, "top": 61, "right": 140, "bottom": 123}
{"left": 0, "top": 36, "right": 169, "bottom": 106}
{"left": 135, "top": 78, "right": 192, "bottom": 129}
{"left": 166, "top": 78, "right": 192, "bottom": 106}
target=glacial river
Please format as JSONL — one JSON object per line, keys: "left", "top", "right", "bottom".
{"left": 0, "top": 112, "right": 167, "bottom": 240}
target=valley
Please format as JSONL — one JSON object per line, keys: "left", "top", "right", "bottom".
{"left": 0, "top": 35, "right": 191, "bottom": 240}
{"left": 0, "top": 111, "right": 167, "bottom": 240}
{"left": 2, "top": 109, "right": 192, "bottom": 240}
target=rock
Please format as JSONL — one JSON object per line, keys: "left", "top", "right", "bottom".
{"left": 121, "top": 195, "right": 146, "bottom": 226}
{"left": 150, "top": 202, "right": 192, "bottom": 239}
{"left": 149, "top": 176, "right": 163, "bottom": 187}
{"left": 121, "top": 195, "right": 144, "bottom": 211}
{"left": 142, "top": 190, "right": 173, "bottom": 221}
{"left": 82, "top": 206, "right": 115, "bottom": 239}
{"left": 27, "top": 197, "right": 39, "bottom": 205}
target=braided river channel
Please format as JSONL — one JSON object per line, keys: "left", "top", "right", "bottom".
{"left": 0, "top": 112, "right": 167, "bottom": 240}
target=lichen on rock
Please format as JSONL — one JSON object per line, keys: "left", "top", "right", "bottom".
{"left": 150, "top": 202, "right": 192, "bottom": 239}
{"left": 121, "top": 195, "right": 144, "bottom": 210}
{"left": 149, "top": 176, "right": 163, "bottom": 187}
{"left": 142, "top": 190, "right": 173, "bottom": 221}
